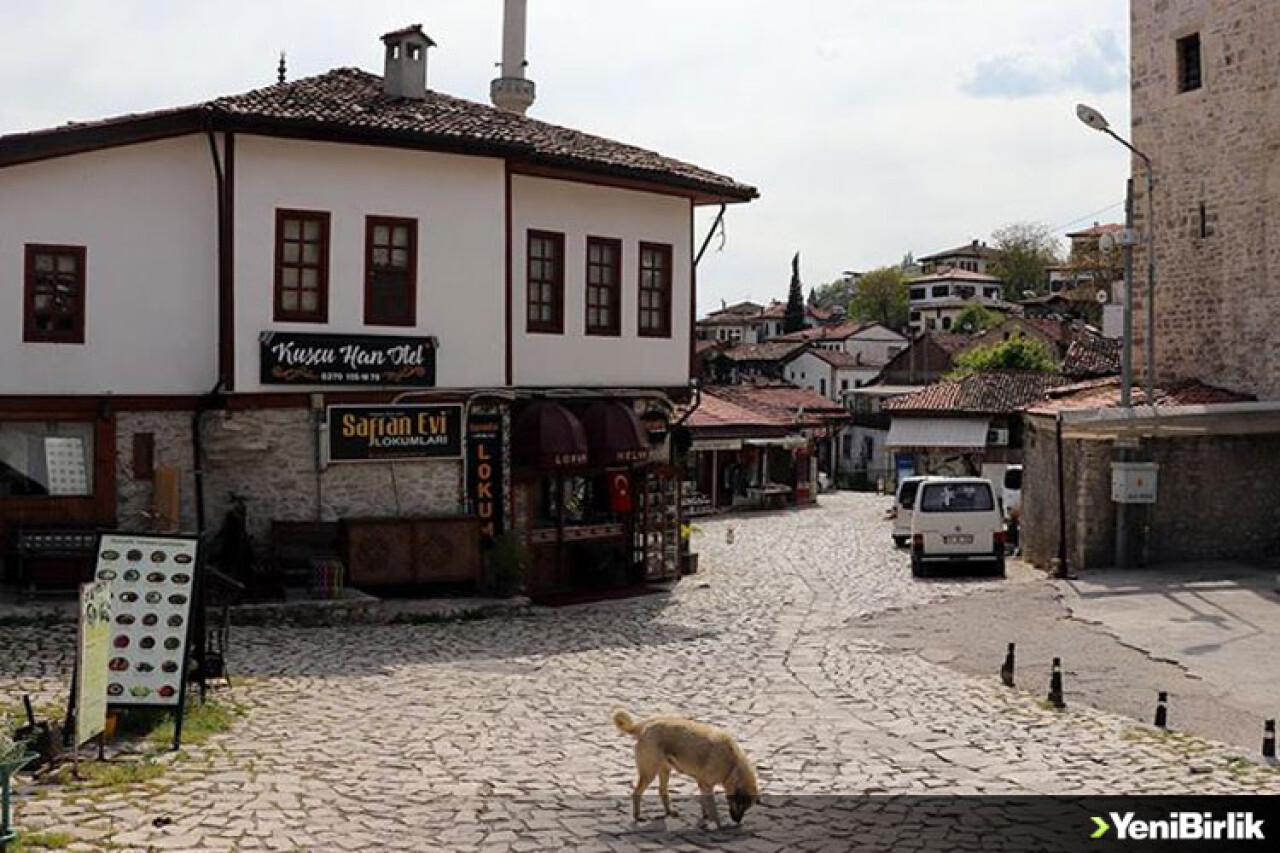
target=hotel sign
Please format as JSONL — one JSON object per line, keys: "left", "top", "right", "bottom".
{"left": 260, "top": 331, "right": 437, "bottom": 386}
{"left": 327, "top": 404, "right": 463, "bottom": 462}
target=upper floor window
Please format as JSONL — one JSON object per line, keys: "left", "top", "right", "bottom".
{"left": 527, "top": 230, "right": 564, "bottom": 334}
{"left": 274, "top": 210, "right": 330, "bottom": 323}
{"left": 1177, "top": 33, "right": 1202, "bottom": 93}
{"left": 365, "top": 217, "right": 418, "bottom": 326}
{"left": 638, "top": 242, "right": 673, "bottom": 338}
{"left": 931, "top": 285, "right": 950, "bottom": 299}
{"left": 585, "top": 236, "right": 621, "bottom": 336}
{"left": 24, "top": 244, "right": 86, "bottom": 344}
{"left": 909, "top": 287, "right": 926, "bottom": 301}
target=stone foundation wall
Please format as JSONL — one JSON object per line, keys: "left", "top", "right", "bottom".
{"left": 200, "top": 408, "right": 463, "bottom": 541}
{"left": 115, "top": 410, "right": 198, "bottom": 533}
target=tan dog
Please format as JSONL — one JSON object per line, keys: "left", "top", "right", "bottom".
{"left": 612, "top": 708, "right": 758, "bottom": 827}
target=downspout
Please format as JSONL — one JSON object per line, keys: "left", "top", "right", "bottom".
{"left": 198, "top": 119, "right": 229, "bottom": 540}
{"left": 1055, "top": 413, "right": 1068, "bottom": 578}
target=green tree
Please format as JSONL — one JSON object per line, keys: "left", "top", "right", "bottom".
{"left": 783, "top": 252, "right": 806, "bottom": 333}
{"left": 949, "top": 337, "right": 1057, "bottom": 378}
{"left": 810, "top": 278, "right": 855, "bottom": 312}
{"left": 989, "top": 222, "right": 1063, "bottom": 300}
{"left": 952, "top": 304, "right": 998, "bottom": 334}
{"left": 847, "top": 266, "right": 909, "bottom": 330}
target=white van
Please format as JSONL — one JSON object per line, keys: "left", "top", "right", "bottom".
{"left": 909, "top": 477, "right": 1005, "bottom": 577}
{"left": 890, "top": 476, "right": 932, "bottom": 548}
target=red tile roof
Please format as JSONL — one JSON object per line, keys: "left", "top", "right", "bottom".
{"left": 883, "top": 371, "right": 1069, "bottom": 415}
{"left": 1061, "top": 337, "right": 1121, "bottom": 378}
{"left": 0, "top": 68, "right": 757, "bottom": 202}
{"left": 909, "top": 268, "right": 1003, "bottom": 284}
{"left": 1028, "top": 378, "right": 1254, "bottom": 414}
{"left": 1066, "top": 222, "right": 1124, "bottom": 239}
{"left": 918, "top": 241, "right": 999, "bottom": 262}
{"left": 771, "top": 321, "right": 878, "bottom": 343}
{"left": 708, "top": 385, "right": 846, "bottom": 426}
{"left": 807, "top": 349, "right": 862, "bottom": 368}
{"left": 715, "top": 341, "right": 809, "bottom": 362}
{"left": 685, "top": 392, "right": 790, "bottom": 431}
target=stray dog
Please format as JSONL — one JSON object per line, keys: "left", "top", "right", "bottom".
{"left": 612, "top": 708, "right": 758, "bottom": 827}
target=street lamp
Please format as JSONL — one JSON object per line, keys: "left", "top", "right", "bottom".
{"left": 1076, "top": 103, "right": 1156, "bottom": 407}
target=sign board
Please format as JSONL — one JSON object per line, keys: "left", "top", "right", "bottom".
{"left": 260, "top": 331, "right": 437, "bottom": 386}
{"left": 94, "top": 534, "right": 198, "bottom": 707}
{"left": 75, "top": 580, "right": 112, "bottom": 747}
{"left": 691, "top": 439, "right": 743, "bottom": 452}
{"left": 44, "top": 436, "right": 89, "bottom": 495}
{"left": 327, "top": 404, "right": 463, "bottom": 462}
{"left": 1112, "top": 461, "right": 1159, "bottom": 504}
{"left": 466, "top": 412, "right": 505, "bottom": 543}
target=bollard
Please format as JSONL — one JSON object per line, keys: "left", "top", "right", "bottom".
{"left": 1000, "top": 643, "right": 1016, "bottom": 688}
{"left": 726, "top": 527, "right": 735, "bottom": 546}
{"left": 1264, "top": 720, "right": 1276, "bottom": 761}
{"left": 1047, "top": 657, "right": 1065, "bottom": 709}
{"left": 1154, "top": 692, "right": 1168, "bottom": 729}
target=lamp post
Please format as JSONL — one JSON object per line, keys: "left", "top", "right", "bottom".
{"left": 1076, "top": 104, "right": 1156, "bottom": 405}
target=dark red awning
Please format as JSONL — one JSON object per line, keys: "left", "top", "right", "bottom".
{"left": 513, "top": 400, "right": 588, "bottom": 469}
{"left": 582, "top": 401, "right": 650, "bottom": 465}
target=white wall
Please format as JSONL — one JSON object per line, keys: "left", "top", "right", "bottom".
{"left": 234, "top": 136, "right": 506, "bottom": 391}
{"left": 511, "top": 175, "right": 692, "bottom": 387}
{"left": 0, "top": 136, "right": 218, "bottom": 395}
{"left": 784, "top": 351, "right": 832, "bottom": 398}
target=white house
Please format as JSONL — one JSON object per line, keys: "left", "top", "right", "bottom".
{"left": 906, "top": 268, "right": 1013, "bottom": 334}
{"left": 0, "top": 21, "right": 756, "bottom": 598}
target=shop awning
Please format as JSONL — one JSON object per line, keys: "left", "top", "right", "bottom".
{"left": 581, "top": 401, "right": 650, "bottom": 465}
{"left": 886, "top": 417, "right": 989, "bottom": 449}
{"left": 513, "top": 400, "right": 588, "bottom": 468}
{"left": 743, "top": 436, "right": 809, "bottom": 449}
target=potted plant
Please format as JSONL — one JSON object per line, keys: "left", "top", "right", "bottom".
{"left": 1, "top": 716, "right": 38, "bottom": 848}
{"left": 486, "top": 532, "right": 528, "bottom": 598}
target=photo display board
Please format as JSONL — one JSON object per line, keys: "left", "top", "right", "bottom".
{"left": 75, "top": 580, "right": 112, "bottom": 746}
{"left": 94, "top": 534, "right": 198, "bottom": 707}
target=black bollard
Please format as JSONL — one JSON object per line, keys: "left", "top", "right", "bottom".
{"left": 1264, "top": 720, "right": 1276, "bottom": 760}
{"left": 1154, "top": 691, "right": 1168, "bottom": 729}
{"left": 1047, "top": 657, "right": 1065, "bottom": 709}
{"left": 1000, "top": 643, "right": 1016, "bottom": 688}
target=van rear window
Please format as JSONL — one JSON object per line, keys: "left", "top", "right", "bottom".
{"left": 899, "top": 481, "right": 921, "bottom": 508}
{"left": 919, "top": 482, "right": 994, "bottom": 513}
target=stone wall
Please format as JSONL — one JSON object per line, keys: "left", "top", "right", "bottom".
{"left": 200, "top": 408, "right": 463, "bottom": 541}
{"left": 115, "top": 410, "right": 198, "bottom": 533}
{"left": 1131, "top": 0, "right": 1280, "bottom": 399}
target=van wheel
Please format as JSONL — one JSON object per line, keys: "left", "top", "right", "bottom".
{"left": 892, "top": 536, "right": 907, "bottom": 549}
{"left": 911, "top": 555, "right": 928, "bottom": 578}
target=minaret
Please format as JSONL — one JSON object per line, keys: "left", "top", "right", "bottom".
{"left": 490, "top": 0, "right": 536, "bottom": 115}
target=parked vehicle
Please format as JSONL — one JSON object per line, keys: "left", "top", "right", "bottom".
{"left": 909, "top": 478, "right": 1005, "bottom": 577}
{"left": 890, "top": 476, "right": 932, "bottom": 548}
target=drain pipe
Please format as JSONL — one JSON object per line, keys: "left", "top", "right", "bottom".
{"left": 1054, "top": 413, "right": 1069, "bottom": 578}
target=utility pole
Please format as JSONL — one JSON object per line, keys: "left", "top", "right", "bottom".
{"left": 1115, "top": 178, "right": 1135, "bottom": 568}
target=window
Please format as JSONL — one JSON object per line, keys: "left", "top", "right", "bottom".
{"left": 919, "top": 482, "right": 995, "bottom": 513}
{"left": 909, "top": 287, "right": 926, "bottom": 301}
{"left": 942, "top": 317, "right": 952, "bottom": 330}
{"left": 24, "top": 245, "right": 86, "bottom": 343}
{"left": 365, "top": 216, "right": 417, "bottom": 326}
{"left": 985, "top": 287, "right": 1000, "bottom": 299}
{"left": 585, "top": 236, "right": 621, "bottom": 336}
{"left": 274, "top": 210, "right": 330, "bottom": 323}
{"left": 819, "top": 378, "right": 827, "bottom": 397}
{"left": 841, "top": 379, "right": 850, "bottom": 392}
{"left": 909, "top": 311, "right": 921, "bottom": 322}
{"left": 0, "top": 421, "right": 94, "bottom": 496}
{"left": 931, "top": 285, "right": 950, "bottom": 298}
{"left": 1177, "top": 33, "right": 1202, "bottom": 93}
{"left": 526, "top": 230, "right": 565, "bottom": 334}
{"left": 638, "top": 242, "right": 673, "bottom": 338}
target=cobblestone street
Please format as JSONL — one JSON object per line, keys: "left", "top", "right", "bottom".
{"left": 4, "top": 494, "right": 1278, "bottom": 851}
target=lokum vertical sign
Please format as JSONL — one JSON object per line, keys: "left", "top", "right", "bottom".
{"left": 467, "top": 413, "right": 505, "bottom": 543}
{"left": 75, "top": 580, "right": 112, "bottom": 747}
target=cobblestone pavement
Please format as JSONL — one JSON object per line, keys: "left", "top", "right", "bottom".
{"left": 4, "top": 494, "right": 1277, "bottom": 852}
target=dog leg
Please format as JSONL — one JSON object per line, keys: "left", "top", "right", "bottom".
{"left": 632, "top": 767, "right": 658, "bottom": 822}
{"left": 697, "top": 782, "right": 721, "bottom": 829}
{"left": 658, "top": 765, "right": 673, "bottom": 816}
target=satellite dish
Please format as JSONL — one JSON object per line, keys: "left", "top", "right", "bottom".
{"left": 1095, "top": 289, "right": 1110, "bottom": 304}
{"left": 1099, "top": 233, "right": 1116, "bottom": 252}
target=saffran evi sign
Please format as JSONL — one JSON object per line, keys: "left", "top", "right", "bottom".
{"left": 260, "top": 331, "right": 437, "bottom": 386}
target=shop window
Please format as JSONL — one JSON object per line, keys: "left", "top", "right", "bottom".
{"left": 0, "top": 421, "right": 95, "bottom": 497}
{"left": 24, "top": 244, "right": 86, "bottom": 343}
{"left": 638, "top": 242, "right": 673, "bottom": 338}
{"left": 527, "top": 230, "right": 564, "bottom": 334}
{"left": 585, "top": 236, "right": 622, "bottom": 336}
{"left": 365, "top": 216, "right": 417, "bottom": 326}
{"left": 532, "top": 474, "right": 617, "bottom": 527}
{"left": 274, "top": 210, "right": 330, "bottom": 323}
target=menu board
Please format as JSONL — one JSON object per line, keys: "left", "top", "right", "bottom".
{"left": 94, "top": 534, "right": 198, "bottom": 707}
{"left": 75, "top": 580, "right": 112, "bottom": 746}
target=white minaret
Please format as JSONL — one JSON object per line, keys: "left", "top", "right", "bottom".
{"left": 490, "top": 0, "right": 536, "bottom": 115}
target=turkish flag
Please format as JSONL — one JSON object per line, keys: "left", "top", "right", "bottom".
{"left": 608, "top": 470, "right": 633, "bottom": 514}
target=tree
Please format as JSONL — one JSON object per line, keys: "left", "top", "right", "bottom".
{"left": 783, "top": 252, "right": 806, "bottom": 333}
{"left": 810, "top": 277, "right": 856, "bottom": 312}
{"left": 949, "top": 337, "right": 1058, "bottom": 378}
{"left": 847, "top": 266, "right": 909, "bottom": 330}
{"left": 989, "top": 222, "right": 1063, "bottom": 300}
{"left": 952, "top": 304, "right": 998, "bottom": 334}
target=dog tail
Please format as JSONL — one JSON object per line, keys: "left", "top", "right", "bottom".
{"left": 612, "top": 708, "right": 639, "bottom": 737}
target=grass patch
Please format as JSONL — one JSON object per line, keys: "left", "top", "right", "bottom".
{"left": 45, "top": 758, "right": 165, "bottom": 790}
{"left": 8, "top": 830, "right": 75, "bottom": 850}
{"left": 143, "top": 699, "right": 242, "bottom": 748}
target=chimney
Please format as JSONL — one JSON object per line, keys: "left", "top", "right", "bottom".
{"left": 490, "top": 0, "right": 536, "bottom": 115}
{"left": 381, "top": 25, "right": 436, "bottom": 100}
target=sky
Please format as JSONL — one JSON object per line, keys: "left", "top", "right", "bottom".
{"left": 0, "top": 0, "right": 1131, "bottom": 317}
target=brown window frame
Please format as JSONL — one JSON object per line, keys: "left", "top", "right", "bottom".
{"left": 526, "top": 230, "right": 565, "bottom": 334}
{"left": 585, "top": 236, "right": 622, "bottom": 337}
{"left": 364, "top": 216, "right": 419, "bottom": 327}
{"left": 273, "top": 209, "right": 331, "bottom": 324}
{"left": 637, "top": 241, "right": 673, "bottom": 339}
{"left": 24, "top": 244, "right": 87, "bottom": 344}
